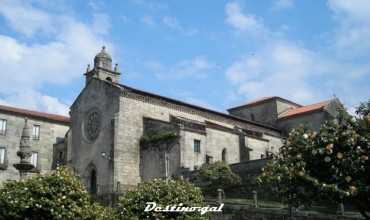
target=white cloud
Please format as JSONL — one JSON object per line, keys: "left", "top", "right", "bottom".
{"left": 328, "top": 0, "right": 370, "bottom": 22}
{"left": 272, "top": 0, "right": 295, "bottom": 10}
{"left": 226, "top": 41, "right": 319, "bottom": 104}
{"left": 0, "top": 90, "right": 69, "bottom": 116}
{"left": 146, "top": 56, "right": 216, "bottom": 80}
{"left": 162, "top": 16, "right": 198, "bottom": 36}
{"left": 0, "top": 0, "right": 112, "bottom": 115}
{"left": 224, "top": 0, "right": 370, "bottom": 109}
{"left": 0, "top": 0, "right": 54, "bottom": 37}
{"left": 226, "top": 39, "right": 370, "bottom": 107}
{"left": 225, "top": 2, "right": 266, "bottom": 35}
{"left": 328, "top": 0, "right": 370, "bottom": 55}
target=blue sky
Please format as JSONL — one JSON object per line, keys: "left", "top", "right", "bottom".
{"left": 0, "top": 0, "right": 369, "bottom": 116}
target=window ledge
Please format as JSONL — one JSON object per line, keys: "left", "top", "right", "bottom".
{"left": 29, "top": 167, "right": 41, "bottom": 173}
{"left": 0, "top": 163, "right": 8, "bottom": 170}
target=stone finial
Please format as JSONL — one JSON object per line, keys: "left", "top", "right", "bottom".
{"left": 14, "top": 118, "right": 34, "bottom": 179}
{"left": 114, "top": 63, "right": 119, "bottom": 72}
{"left": 102, "top": 46, "right": 106, "bottom": 52}
{"left": 86, "top": 64, "right": 91, "bottom": 73}
{"left": 20, "top": 118, "right": 31, "bottom": 152}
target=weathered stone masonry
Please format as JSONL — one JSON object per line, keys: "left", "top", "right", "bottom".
{"left": 0, "top": 47, "right": 340, "bottom": 197}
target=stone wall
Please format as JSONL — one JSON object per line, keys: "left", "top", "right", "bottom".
{"left": 229, "top": 159, "right": 269, "bottom": 176}
{"left": 277, "top": 111, "right": 329, "bottom": 135}
{"left": 70, "top": 78, "right": 283, "bottom": 192}
{"left": 276, "top": 99, "right": 342, "bottom": 135}
{"left": 210, "top": 204, "right": 364, "bottom": 220}
{"left": 228, "top": 98, "right": 300, "bottom": 127}
{"left": 140, "top": 118, "right": 181, "bottom": 181}
{"left": 113, "top": 88, "right": 282, "bottom": 190}
{"left": 210, "top": 205, "right": 364, "bottom": 220}
{"left": 0, "top": 113, "right": 69, "bottom": 183}
{"left": 228, "top": 101, "right": 278, "bottom": 126}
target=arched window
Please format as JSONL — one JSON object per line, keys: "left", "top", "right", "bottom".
{"left": 106, "top": 77, "right": 112, "bottom": 82}
{"left": 222, "top": 148, "right": 227, "bottom": 162}
{"left": 90, "top": 169, "right": 97, "bottom": 194}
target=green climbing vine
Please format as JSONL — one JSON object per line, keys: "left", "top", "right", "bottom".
{"left": 140, "top": 130, "right": 179, "bottom": 147}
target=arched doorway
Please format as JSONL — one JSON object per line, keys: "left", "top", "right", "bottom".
{"left": 85, "top": 163, "right": 97, "bottom": 195}
{"left": 90, "top": 169, "right": 97, "bottom": 194}
{"left": 222, "top": 148, "right": 227, "bottom": 162}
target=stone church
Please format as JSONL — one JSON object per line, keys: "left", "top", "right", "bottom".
{"left": 0, "top": 47, "right": 342, "bottom": 196}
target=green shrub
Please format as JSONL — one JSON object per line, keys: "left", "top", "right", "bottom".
{"left": 117, "top": 178, "right": 207, "bottom": 220}
{"left": 196, "top": 161, "right": 241, "bottom": 195}
{"left": 0, "top": 167, "right": 117, "bottom": 220}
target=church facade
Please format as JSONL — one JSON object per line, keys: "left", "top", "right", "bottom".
{"left": 69, "top": 48, "right": 341, "bottom": 194}
{"left": 0, "top": 47, "right": 342, "bottom": 196}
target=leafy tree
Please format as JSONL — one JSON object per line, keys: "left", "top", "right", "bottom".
{"left": 258, "top": 102, "right": 370, "bottom": 218}
{"left": 196, "top": 161, "right": 241, "bottom": 195}
{"left": 0, "top": 167, "right": 117, "bottom": 220}
{"left": 357, "top": 100, "right": 370, "bottom": 116}
{"left": 117, "top": 178, "right": 207, "bottom": 220}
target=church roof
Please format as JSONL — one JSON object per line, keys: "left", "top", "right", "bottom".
{"left": 228, "top": 96, "right": 302, "bottom": 111}
{"left": 0, "top": 104, "right": 70, "bottom": 124}
{"left": 116, "top": 82, "right": 281, "bottom": 132}
{"left": 278, "top": 100, "right": 332, "bottom": 119}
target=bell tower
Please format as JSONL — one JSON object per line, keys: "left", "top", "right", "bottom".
{"left": 85, "top": 46, "right": 121, "bottom": 85}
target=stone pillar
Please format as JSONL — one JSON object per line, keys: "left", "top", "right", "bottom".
{"left": 217, "top": 189, "right": 224, "bottom": 204}
{"left": 252, "top": 190, "right": 258, "bottom": 208}
{"left": 165, "top": 151, "right": 169, "bottom": 182}
{"left": 337, "top": 202, "right": 344, "bottom": 216}
{"left": 288, "top": 206, "right": 297, "bottom": 220}
{"left": 13, "top": 118, "right": 34, "bottom": 180}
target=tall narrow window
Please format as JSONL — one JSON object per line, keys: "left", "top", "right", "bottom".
{"left": 58, "top": 151, "right": 63, "bottom": 160}
{"left": 30, "top": 152, "right": 38, "bottom": 168}
{"left": 194, "top": 139, "right": 201, "bottom": 153}
{"left": 90, "top": 169, "right": 97, "bottom": 194}
{"left": 0, "top": 119, "right": 6, "bottom": 135}
{"left": 222, "top": 148, "right": 227, "bottom": 162}
{"left": 0, "top": 147, "right": 6, "bottom": 164}
{"left": 250, "top": 113, "right": 255, "bottom": 121}
{"left": 32, "top": 125, "right": 40, "bottom": 140}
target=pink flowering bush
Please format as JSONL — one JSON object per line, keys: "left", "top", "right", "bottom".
{"left": 258, "top": 102, "right": 370, "bottom": 218}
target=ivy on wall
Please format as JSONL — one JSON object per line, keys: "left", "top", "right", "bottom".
{"left": 140, "top": 130, "right": 179, "bottom": 149}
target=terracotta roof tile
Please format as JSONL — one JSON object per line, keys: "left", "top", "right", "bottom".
{"left": 279, "top": 100, "right": 331, "bottom": 119}
{"left": 0, "top": 104, "right": 70, "bottom": 124}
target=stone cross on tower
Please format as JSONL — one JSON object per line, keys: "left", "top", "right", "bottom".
{"left": 14, "top": 118, "right": 34, "bottom": 180}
